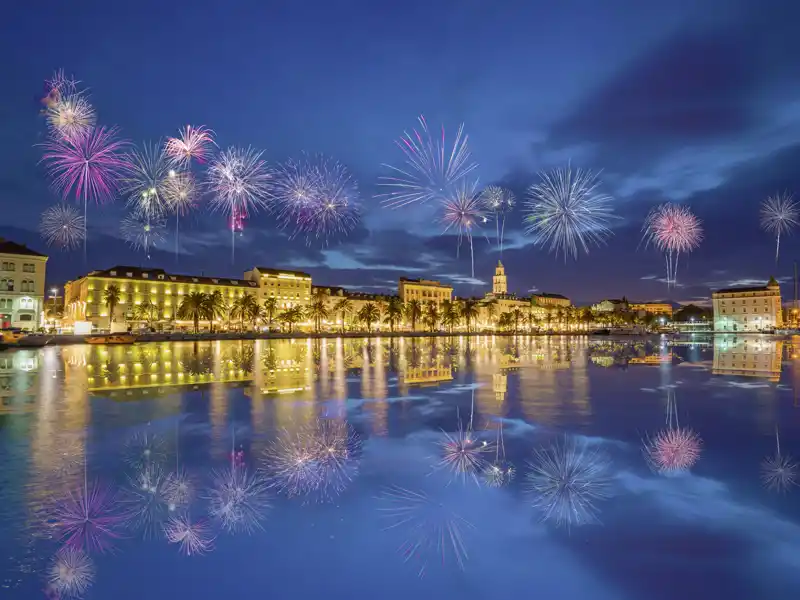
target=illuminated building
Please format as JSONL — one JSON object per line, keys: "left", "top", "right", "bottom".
{"left": 492, "top": 261, "right": 508, "bottom": 294}
{"left": 629, "top": 302, "right": 673, "bottom": 318}
{"left": 312, "top": 285, "right": 395, "bottom": 331}
{"left": 591, "top": 298, "right": 629, "bottom": 313}
{"left": 712, "top": 336, "right": 783, "bottom": 381}
{"left": 712, "top": 277, "right": 783, "bottom": 332}
{"left": 244, "top": 267, "right": 312, "bottom": 311}
{"left": 0, "top": 239, "right": 48, "bottom": 330}
{"left": 398, "top": 277, "right": 453, "bottom": 306}
{"left": 531, "top": 293, "right": 571, "bottom": 308}
{"left": 628, "top": 353, "right": 673, "bottom": 365}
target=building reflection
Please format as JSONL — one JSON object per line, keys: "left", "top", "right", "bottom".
{"left": 712, "top": 335, "right": 783, "bottom": 381}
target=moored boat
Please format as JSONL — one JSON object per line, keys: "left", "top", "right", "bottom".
{"left": 86, "top": 334, "right": 136, "bottom": 345}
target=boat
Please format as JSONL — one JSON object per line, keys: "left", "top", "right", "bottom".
{"left": 590, "top": 329, "right": 611, "bottom": 335}
{"left": 1, "top": 328, "right": 27, "bottom": 344}
{"left": 86, "top": 334, "right": 136, "bottom": 345}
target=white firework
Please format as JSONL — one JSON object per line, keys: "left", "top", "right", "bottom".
{"left": 122, "top": 142, "right": 170, "bottom": 219}
{"left": 121, "top": 209, "right": 166, "bottom": 258}
{"left": 165, "top": 125, "right": 216, "bottom": 168}
{"left": 760, "top": 192, "right": 799, "bottom": 262}
{"left": 163, "top": 515, "right": 214, "bottom": 556}
{"left": 48, "top": 547, "right": 95, "bottom": 599}
{"left": 480, "top": 185, "right": 515, "bottom": 255}
{"left": 46, "top": 93, "right": 96, "bottom": 143}
{"left": 39, "top": 204, "right": 85, "bottom": 250}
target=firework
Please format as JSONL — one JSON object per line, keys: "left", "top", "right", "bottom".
{"left": 274, "top": 157, "right": 320, "bottom": 226}
{"left": 434, "top": 420, "right": 491, "bottom": 485}
{"left": 163, "top": 515, "right": 214, "bottom": 556}
{"left": 760, "top": 192, "right": 798, "bottom": 263}
{"left": 46, "top": 93, "right": 96, "bottom": 143}
{"left": 761, "top": 427, "right": 797, "bottom": 492}
{"left": 163, "top": 170, "right": 198, "bottom": 262}
{"left": 207, "top": 464, "right": 271, "bottom": 534}
{"left": 55, "top": 479, "right": 124, "bottom": 553}
{"left": 121, "top": 209, "right": 166, "bottom": 259}
{"left": 440, "top": 179, "right": 485, "bottom": 278}
{"left": 39, "top": 204, "right": 85, "bottom": 250}
{"left": 643, "top": 428, "right": 702, "bottom": 474}
{"left": 207, "top": 146, "right": 274, "bottom": 262}
{"left": 122, "top": 463, "right": 169, "bottom": 538}
{"left": 525, "top": 437, "right": 611, "bottom": 529}
{"left": 379, "top": 115, "right": 477, "bottom": 208}
{"left": 480, "top": 185, "right": 515, "bottom": 256}
{"left": 48, "top": 548, "right": 94, "bottom": 599}
{"left": 124, "top": 429, "right": 166, "bottom": 469}
{"left": 483, "top": 422, "right": 515, "bottom": 487}
{"left": 40, "top": 126, "right": 129, "bottom": 257}
{"left": 263, "top": 419, "right": 362, "bottom": 502}
{"left": 524, "top": 165, "right": 616, "bottom": 261}
{"left": 122, "top": 142, "right": 170, "bottom": 219}
{"left": 376, "top": 485, "right": 474, "bottom": 577}
{"left": 164, "top": 125, "right": 216, "bottom": 168}
{"left": 641, "top": 203, "right": 703, "bottom": 287}
{"left": 46, "top": 69, "right": 79, "bottom": 97}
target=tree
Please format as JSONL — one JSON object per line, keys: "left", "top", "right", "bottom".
{"left": 460, "top": 300, "right": 478, "bottom": 333}
{"left": 278, "top": 306, "right": 303, "bottom": 333}
{"left": 230, "top": 295, "right": 250, "bottom": 331}
{"left": 512, "top": 308, "right": 524, "bottom": 333}
{"left": 484, "top": 300, "right": 497, "bottom": 329}
{"left": 206, "top": 290, "right": 229, "bottom": 332}
{"left": 498, "top": 312, "right": 513, "bottom": 331}
{"left": 103, "top": 284, "right": 121, "bottom": 324}
{"left": 177, "top": 292, "right": 211, "bottom": 333}
{"left": 404, "top": 299, "right": 422, "bottom": 332}
{"left": 440, "top": 300, "right": 460, "bottom": 333}
{"left": 333, "top": 298, "right": 352, "bottom": 333}
{"left": 133, "top": 298, "right": 159, "bottom": 327}
{"left": 423, "top": 302, "right": 440, "bottom": 332}
{"left": 357, "top": 303, "right": 380, "bottom": 333}
{"left": 262, "top": 297, "right": 279, "bottom": 329}
{"left": 307, "top": 299, "right": 330, "bottom": 333}
{"left": 384, "top": 297, "right": 404, "bottom": 332}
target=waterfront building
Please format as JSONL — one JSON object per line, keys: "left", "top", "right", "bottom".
{"left": 591, "top": 298, "right": 629, "bottom": 313}
{"left": 712, "top": 277, "right": 783, "bottom": 332}
{"left": 243, "top": 267, "right": 312, "bottom": 311}
{"left": 398, "top": 277, "right": 453, "bottom": 307}
{"left": 0, "top": 239, "right": 48, "bottom": 330}
{"left": 64, "top": 265, "right": 258, "bottom": 332}
{"left": 712, "top": 336, "right": 782, "bottom": 381}
{"left": 312, "top": 285, "right": 394, "bottom": 331}
{"left": 629, "top": 302, "right": 673, "bottom": 318}
{"left": 532, "top": 293, "right": 571, "bottom": 308}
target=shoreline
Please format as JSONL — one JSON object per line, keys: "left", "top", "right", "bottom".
{"left": 2, "top": 329, "right": 782, "bottom": 348}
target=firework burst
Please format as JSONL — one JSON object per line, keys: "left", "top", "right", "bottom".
{"left": 274, "top": 157, "right": 320, "bottom": 226}
{"left": 121, "top": 210, "right": 166, "bottom": 259}
{"left": 46, "top": 93, "right": 96, "bottom": 144}
{"left": 55, "top": 475, "right": 124, "bottom": 553}
{"left": 641, "top": 203, "right": 703, "bottom": 288}
{"left": 122, "top": 142, "right": 170, "bottom": 219}
{"left": 207, "top": 146, "right": 274, "bottom": 262}
{"left": 525, "top": 437, "right": 612, "bottom": 529}
{"left": 40, "top": 126, "right": 129, "bottom": 258}
{"left": 440, "top": 180, "right": 486, "bottom": 278}
{"left": 376, "top": 485, "right": 474, "bottom": 577}
{"left": 300, "top": 159, "right": 360, "bottom": 245}
{"left": 761, "top": 427, "right": 797, "bottom": 492}
{"left": 163, "top": 170, "right": 198, "bottom": 262}
{"left": 39, "top": 204, "right": 85, "bottom": 250}
{"left": 524, "top": 165, "right": 616, "bottom": 261}
{"left": 379, "top": 115, "right": 477, "bottom": 208}
{"left": 208, "top": 464, "right": 271, "bottom": 534}
{"left": 48, "top": 548, "right": 95, "bottom": 599}
{"left": 433, "top": 412, "right": 492, "bottom": 486}
{"left": 480, "top": 185, "right": 515, "bottom": 256}
{"left": 163, "top": 515, "right": 215, "bottom": 556}
{"left": 643, "top": 428, "right": 702, "bottom": 474}
{"left": 483, "top": 421, "right": 515, "bottom": 487}
{"left": 164, "top": 125, "right": 216, "bottom": 168}
{"left": 122, "top": 463, "right": 170, "bottom": 538}
{"left": 760, "top": 192, "right": 798, "bottom": 263}
{"left": 124, "top": 429, "right": 166, "bottom": 470}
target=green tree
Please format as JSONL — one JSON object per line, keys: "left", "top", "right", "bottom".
{"left": 230, "top": 295, "right": 250, "bottom": 331}
{"left": 177, "top": 292, "right": 211, "bottom": 333}
{"left": 404, "top": 299, "right": 422, "bottom": 332}
{"left": 440, "top": 300, "right": 460, "bottom": 333}
{"left": 423, "top": 302, "right": 440, "bottom": 332}
{"left": 333, "top": 298, "right": 352, "bottom": 333}
{"left": 461, "top": 299, "right": 480, "bottom": 332}
{"left": 357, "top": 303, "right": 380, "bottom": 333}
{"left": 262, "top": 297, "right": 279, "bottom": 329}
{"left": 512, "top": 308, "right": 524, "bottom": 333}
{"left": 103, "top": 284, "right": 121, "bottom": 324}
{"left": 498, "top": 312, "right": 513, "bottom": 331}
{"left": 384, "top": 297, "right": 404, "bottom": 333}
{"left": 206, "top": 290, "right": 229, "bottom": 332}
{"left": 278, "top": 306, "right": 303, "bottom": 333}
{"left": 133, "top": 298, "right": 159, "bottom": 327}
{"left": 484, "top": 300, "right": 497, "bottom": 329}
{"left": 306, "top": 299, "right": 330, "bottom": 333}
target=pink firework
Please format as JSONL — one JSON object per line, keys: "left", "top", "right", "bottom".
{"left": 163, "top": 515, "right": 215, "bottom": 556}
{"left": 164, "top": 125, "right": 216, "bottom": 167}
{"left": 440, "top": 180, "right": 485, "bottom": 279}
{"left": 641, "top": 203, "right": 703, "bottom": 287}
{"left": 644, "top": 428, "right": 702, "bottom": 474}
{"left": 55, "top": 480, "right": 125, "bottom": 554}
{"left": 40, "top": 126, "right": 130, "bottom": 258}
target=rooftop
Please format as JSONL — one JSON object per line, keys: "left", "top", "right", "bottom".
{"left": 78, "top": 266, "right": 258, "bottom": 288}
{"left": 252, "top": 267, "right": 311, "bottom": 278}
{"left": 534, "top": 292, "right": 569, "bottom": 300}
{"left": 713, "top": 277, "right": 780, "bottom": 295}
{"left": 399, "top": 277, "right": 453, "bottom": 288}
{"left": 0, "top": 238, "right": 47, "bottom": 258}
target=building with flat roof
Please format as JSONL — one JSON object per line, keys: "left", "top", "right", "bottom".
{"left": 630, "top": 302, "right": 673, "bottom": 318}
{"left": 0, "top": 239, "right": 48, "bottom": 330}
{"left": 398, "top": 277, "right": 453, "bottom": 306}
{"left": 712, "top": 277, "right": 783, "bottom": 332}
{"left": 532, "top": 293, "right": 571, "bottom": 308}
{"left": 243, "top": 267, "right": 312, "bottom": 311}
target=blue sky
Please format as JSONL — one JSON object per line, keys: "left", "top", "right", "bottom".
{"left": 2, "top": 0, "right": 800, "bottom": 304}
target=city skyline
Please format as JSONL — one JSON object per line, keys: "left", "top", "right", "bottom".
{"left": 3, "top": 0, "right": 800, "bottom": 305}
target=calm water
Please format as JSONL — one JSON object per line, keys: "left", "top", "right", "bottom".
{"left": 1, "top": 335, "right": 800, "bottom": 599}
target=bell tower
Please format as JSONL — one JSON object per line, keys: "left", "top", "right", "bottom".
{"left": 493, "top": 261, "right": 507, "bottom": 295}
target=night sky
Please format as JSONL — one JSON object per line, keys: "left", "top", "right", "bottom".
{"left": 3, "top": 0, "right": 800, "bottom": 305}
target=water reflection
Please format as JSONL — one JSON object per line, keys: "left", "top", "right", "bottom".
{"left": 712, "top": 335, "right": 784, "bottom": 381}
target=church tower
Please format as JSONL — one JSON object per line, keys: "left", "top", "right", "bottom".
{"left": 493, "top": 261, "right": 508, "bottom": 295}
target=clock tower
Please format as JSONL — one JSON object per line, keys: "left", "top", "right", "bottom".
{"left": 493, "top": 261, "right": 508, "bottom": 295}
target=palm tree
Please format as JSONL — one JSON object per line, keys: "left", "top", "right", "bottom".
{"left": 512, "top": 308, "right": 524, "bottom": 333}
{"left": 230, "top": 295, "right": 250, "bottom": 331}
{"left": 498, "top": 312, "right": 513, "bottom": 331}
{"left": 461, "top": 299, "right": 480, "bottom": 333}
{"left": 307, "top": 299, "right": 330, "bottom": 333}
{"left": 384, "top": 297, "right": 404, "bottom": 332}
{"left": 133, "top": 298, "right": 159, "bottom": 327}
{"left": 103, "top": 284, "right": 121, "bottom": 324}
{"left": 357, "top": 303, "right": 380, "bottom": 333}
{"left": 262, "top": 297, "right": 279, "bottom": 330}
{"left": 375, "top": 299, "right": 388, "bottom": 331}
{"left": 423, "top": 302, "right": 440, "bottom": 332}
{"left": 484, "top": 300, "right": 497, "bottom": 329}
{"left": 404, "top": 299, "right": 422, "bottom": 332}
{"left": 440, "top": 300, "right": 460, "bottom": 333}
{"left": 278, "top": 306, "right": 303, "bottom": 333}
{"left": 333, "top": 298, "right": 352, "bottom": 333}
{"left": 178, "top": 292, "right": 211, "bottom": 333}
{"left": 206, "top": 290, "right": 228, "bottom": 332}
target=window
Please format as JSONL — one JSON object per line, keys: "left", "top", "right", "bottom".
{"left": 1, "top": 279, "right": 13, "bottom": 292}
{"left": 110, "top": 270, "right": 117, "bottom": 276}
{"left": 158, "top": 274, "right": 165, "bottom": 280}
{"left": 19, "top": 298, "right": 34, "bottom": 310}
{"left": 22, "top": 263, "right": 35, "bottom": 273}
{"left": 142, "top": 273, "right": 149, "bottom": 279}
{"left": 20, "top": 280, "right": 34, "bottom": 293}
{"left": 19, "top": 314, "right": 32, "bottom": 321}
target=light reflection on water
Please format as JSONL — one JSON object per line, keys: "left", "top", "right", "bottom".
{"left": 0, "top": 334, "right": 799, "bottom": 599}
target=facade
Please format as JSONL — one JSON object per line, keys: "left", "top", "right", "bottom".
{"left": 313, "top": 285, "right": 394, "bottom": 330}
{"left": 591, "top": 299, "right": 629, "bottom": 313}
{"left": 244, "top": 267, "right": 312, "bottom": 311}
{"left": 630, "top": 302, "right": 673, "bottom": 318}
{"left": 532, "top": 293, "right": 571, "bottom": 308}
{"left": 0, "top": 239, "right": 48, "bottom": 330}
{"left": 492, "top": 261, "right": 508, "bottom": 295}
{"left": 398, "top": 278, "right": 453, "bottom": 306}
{"left": 712, "top": 277, "right": 783, "bottom": 332}
{"left": 712, "top": 336, "right": 783, "bottom": 381}
{"left": 64, "top": 266, "right": 258, "bottom": 331}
